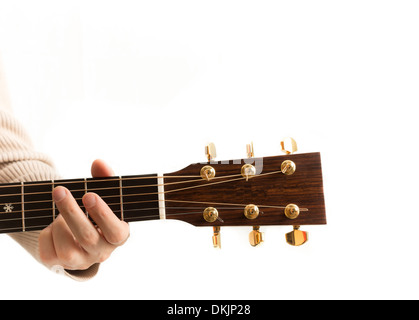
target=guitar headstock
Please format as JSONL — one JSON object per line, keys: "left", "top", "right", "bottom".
{"left": 163, "top": 140, "right": 326, "bottom": 247}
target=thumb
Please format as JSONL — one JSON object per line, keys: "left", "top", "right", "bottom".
{"left": 91, "top": 159, "right": 115, "bottom": 178}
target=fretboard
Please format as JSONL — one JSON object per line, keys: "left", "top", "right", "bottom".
{"left": 0, "top": 174, "right": 161, "bottom": 234}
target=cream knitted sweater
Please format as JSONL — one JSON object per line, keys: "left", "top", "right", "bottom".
{"left": 0, "top": 60, "right": 98, "bottom": 281}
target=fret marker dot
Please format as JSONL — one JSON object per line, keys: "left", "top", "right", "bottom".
{"left": 3, "top": 203, "right": 14, "bottom": 213}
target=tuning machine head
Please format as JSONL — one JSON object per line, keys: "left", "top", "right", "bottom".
{"left": 249, "top": 226, "right": 264, "bottom": 247}
{"left": 205, "top": 142, "right": 217, "bottom": 162}
{"left": 246, "top": 142, "right": 254, "bottom": 158}
{"left": 285, "top": 226, "right": 308, "bottom": 246}
{"left": 280, "top": 137, "right": 298, "bottom": 155}
{"left": 212, "top": 226, "right": 221, "bottom": 249}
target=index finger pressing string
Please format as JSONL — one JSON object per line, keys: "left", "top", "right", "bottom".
{"left": 52, "top": 186, "right": 104, "bottom": 253}
{"left": 82, "top": 192, "right": 130, "bottom": 246}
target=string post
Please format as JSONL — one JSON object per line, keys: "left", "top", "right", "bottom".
{"left": 212, "top": 226, "right": 221, "bottom": 249}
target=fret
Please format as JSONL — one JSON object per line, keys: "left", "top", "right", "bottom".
{"left": 54, "top": 179, "right": 86, "bottom": 209}
{"left": 21, "top": 182, "right": 25, "bottom": 231}
{"left": 84, "top": 178, "right": 88, "bottom": 218}
{"left": 119, "top": 176, "right": 124, "bottom": 221}
{"left": 23, "top": 181, "right": 54, "bottom": 231}
{"left": 86, "top": 177, "right": 121, "bottom": 220}
{"left": 52, "top": 180, "right": 56, "bottom": 220}
{"left": 54, "top": 178, "right": 90, "bottom": 223}
{"left": 121, "top": 174, "right": 160, "bottom": 222}
{"left": 0, "top": 182, "right": 23, "bottom": 233}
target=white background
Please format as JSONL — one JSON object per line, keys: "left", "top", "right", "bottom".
{"left": 0, "top": 0, "right": 418, "bottom": 299}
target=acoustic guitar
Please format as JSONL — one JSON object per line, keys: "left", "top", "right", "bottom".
{"left": 0, "top": 138, "right": 326, "bottom": 247}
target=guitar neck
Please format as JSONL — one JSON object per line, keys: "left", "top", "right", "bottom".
{"left": 0, "top": 152, "right": 327, "bottom": 235}
{"left": 0, "top": 174, "right": 163, "bottom": 234}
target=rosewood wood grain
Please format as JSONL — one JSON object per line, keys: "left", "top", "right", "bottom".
{"left": 164, "top": 152, "right": 326, "bottom": 227}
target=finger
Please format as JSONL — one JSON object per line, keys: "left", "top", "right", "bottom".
{"left": 83, "top": 192, "right": 130, "bottom": 246}
{"left": 53, "top": 186, "right": 103, "bottom": 253}
{"left": 38, "top": 225, "right": 60, "bottom": 267}
{"left": 91, "top": 159, "right": 115, "bottom": 177}
{"left": 51, "top": 215, "right": 89, "bottom": 270}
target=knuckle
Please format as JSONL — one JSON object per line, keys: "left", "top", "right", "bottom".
{"left": 57, "top": 249, "right": 78, "bottom": 268}
{"left": 80, "top": 228, "right": 100, "bottom": 248}
{"left": 97, "top": 251, "right": 111, "bottom": 263}
{"left": 107, "top": 223, "right": 129, "bottom": 245}
{"left": 78, "top": 261, "right": 94, "bottom": 271}
{"left": 39, "top": 249, "right": 55, "bottom": 266}
{"left": 96, "top": 204, "right": 108, "bottom": 218}
{"left": 107, "top": 229, "right": 126, "bottom": 245}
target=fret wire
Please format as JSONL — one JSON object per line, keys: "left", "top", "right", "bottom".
{"left": 84, "top": 178, "right": 88, "bottom": 219}
{"left": 52, "top": 180, "right": 55, "bottom": 221}
{"left": 119, "top": 176, "right": 124, "bottom": 221}
{"left": 21, "top": 182, "right": 25, "bottom": 232}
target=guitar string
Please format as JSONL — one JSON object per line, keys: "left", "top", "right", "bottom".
{"left": 0, "top": 203, "right": 305, "bottom": 233}
{"left": 0, "top": 174, "right": 204, "bottom": 189}
{"left": 0, "top": 170, "right": 283, "bottom": 210}
{"left": 0, "top": 170, "right": 306, "bottom": 229}
{"left": 0, "top": 172, "right": 245, "bottom": 199}
{"left": 0, "top": 200, "right": 308, "bottom": 233}
{"left": 0, "top": 213, "right": 224, "bottom": 233}
{"left": 0, "top": 206, "right": 246, "bottom": 223}
{"left": 0, "top": 196, "right": 305, "bottom": 220}
{"left": 0, "top": 198, "right": 308, "bottom": 234}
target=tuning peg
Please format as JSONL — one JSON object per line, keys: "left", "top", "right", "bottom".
{"left": 201, "top": 143, "right": 217, "bottom": 181}
{"left": 242, "top": 143, "right": 256, "bottom": 181}
{"left": 280, "top": 137, "right": 298, "bottom": 155}
{"left": 249, "top": 226, "right": 264, "bottom": 247}
{"left": 246, "top": 142, "right": 254, "bottom": 158}
{"left": 212, "top": 226, "right": 221, "bottom": 249}
{"left": 285, "top": 225, "right": 308, "bottom": 246}
{"left": 205, "top": 142, "right": 217, "bottom": 162}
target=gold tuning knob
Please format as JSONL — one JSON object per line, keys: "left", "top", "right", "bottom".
{"left": 212, "top": 226, "right": 221, "bottom": 249}
{"left": 246, "top": 142, "right": 254, "bottom": 158}
{"left": 285, "top": 226, "right": 308, "bottom": 246}
{"left": 205, "top": 142, "right": 217, "bottom": 162}
{"left": 280, "top": 137, "right": 298, "bottom": 155}
{"left": 249, "top": 226, "right": 264, "bottom": 247}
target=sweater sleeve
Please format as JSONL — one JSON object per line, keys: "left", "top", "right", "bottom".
{"left": 0, "top": 62, "right": 99, "bottom": 280}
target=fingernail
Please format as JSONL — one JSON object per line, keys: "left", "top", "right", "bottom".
{"left": 52, "top": 187, "right": 67, "bottom": 202}
{"left": 83, "top": 193, "right": 97, "bottom": 208}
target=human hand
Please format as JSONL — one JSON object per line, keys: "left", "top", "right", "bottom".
{"left": 38, "top": 159, "right": 130, "bottom": 271}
